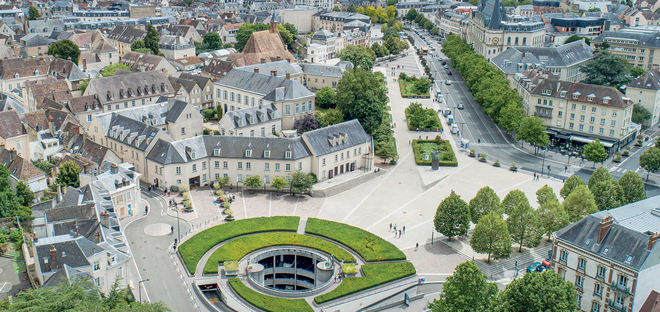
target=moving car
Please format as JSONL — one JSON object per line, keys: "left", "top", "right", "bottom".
{"left": 445, "top": 79, "right": 451, "bottom": 85}
{"left": 526, "top": 260, "right": 551, "bottom": 273}
{"left": 457, "top": 103, "right": 464, "bottom": 110}
{"left": 444, "top": 64, "right": 449, "bottom": 69}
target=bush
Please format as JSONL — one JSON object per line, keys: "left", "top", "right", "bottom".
{"left": 229, "top": 279, "right": 314, "bottom": 312}
{"left": 622, "top": 150, "right": 630, "bottom": 156}
{"left": 479, "top": 153, "right": 487, "bottom": 162}
{"left": 170, "top": 185, "right": 179, "bottom": 192}
{"left": 182, "top": 192, "right": 191, "bottom": 200}
{"left": 204, "top": 233, "right": 355, "bottom": 273}
{"left": 222, "top": 202, "right": 231, "bottom": 209}
{"left": 305, "top": 218, "right": 405, "bottom": 262}
{"left": 399, "top": 76, "right": 431, "bottom": 98}
{"left": 494, "top": 159, "right": 501, "bottom": 167}
{"left": 203, "top": 128, "right": 210, "bottom": 135}
{"left": 202, "top": 109, "right": 216, "bottom": 120}
{"left": 309, "top": 173, "right": 318, "bottom": 184}
{"left": 405, "top": 103, "right": 442, "bottom": 131}
{"left": 342, "top": 263, "right": 358, "bottom": 274}
{"left": 412, "top": 137, "right": 458, "bottom": 167}
{"left": 614, "top": 156, "right": 622, "bottom": 162}
{"left": 469, "top": 149, "right": 476, "bottom": 157}
{"left": 314, "top": 262, "right": 416, "bottom": 304}
{"left": 179, "top": 185, "right": 189, "bottom": 193}
{"left": 178, "top": 217, "right": 300, "bottom": 274}
{"left": 214, "top": 130, "right": 220, "bottom": 135}
{"left": 215, "top": 190, "right": 224, "bottom": 196}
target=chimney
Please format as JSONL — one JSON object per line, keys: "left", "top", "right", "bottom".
{"left": 82, "top": 58, "right": 87, "bottom": 71}
{"left": 111, "top": 163, "right": 118, "bottom": 174}
{"left": 254, "top": 67, "right": 259, "bottom": 74}
{"left": 286, "top": 71, "right": 291, "bottom": 79}
{"left": 270, "top": 69, "right": 277, "bottom": 76}
{"left": 57, "top": 184, "right": 62, "bottom": 202}
{"left": 276, "top": 55, "right": 281, "bottom": 61}
{"left": 649, "top": 232, "right": 660, "bottom": 251}
{"left": 597, "top": 216, "right": 613, "bottom": 244}
{"left": 100, "top": 211, "right": 110, "bottom": 228}
{"left": 261, "top": 57, "right": 266, "bottom": 64}
{"left": 49, "top": 245, "right": 57, "bottom": 271}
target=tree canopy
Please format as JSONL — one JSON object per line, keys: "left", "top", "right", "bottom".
{"left": 580, "top": 49, "right": 632, "bottom": 87}
{"left": 289, "top": 170, "right": 314, "bottom": 194}
{"left": 491, "top": 271, "right": 578, "bottom": 312}
{"left": 535, "top": 185, "right": 557, "bottom": 206}
{"left": 434, "top": 193, "right": 470, "bottom": 240}
{"left": 468, "top": 186, "right": 501, "bottom": 224}
{"left": 560, "top": 175, "right": 585, "bottom": 199}
{"left": 28, "top": 6, "right": 40, "bottom": 20}
{"left": 507, "top": 202, "right": 543, "bottom": 252}
{"left": 337, "top": 45, "right": 376, "bottom": 70}
{"left": 429, "top": 261, "right": 498, "bottom": 311}
{"left": 335, "top": 68, "right": 386, "bottom": 135}
{"left": 101, "top": 63, "right": 130, "bottom": 77}
{"left": 47, "top": 39, "right": 81, "bottom": 65}
{"left": 516, "top": 116, "right": 549, "bottom": 151}
{"left": 618, "top": 171, "right": 646, "bottom": 204}
{"left": 501, "top": 189, "right": 528, "bottom": 215}
{"left": 537, "top": 200, "right": 569, "bottom": 241}
{"left": 632, "top": 104, "right": 652, "bottom": 124}
{"left": 563, "top": 185, "right": 598, "bottom": 222}
{"left": 56, "top": 161, "right": 82, "bottom": 188}
{"left": 145, "top": 25, "right": 160, "bottom": 56}
{"left": 583, "top": 139, "right": 608, "bottom": 168}
{"left": 640, "top": 147, "right": 660, "bottom": 182}
{"left": 315, "top": 86, "right": 336, "bottom": 109}
{"left": 470, "top": 212, "right": 511, "bottom": 262}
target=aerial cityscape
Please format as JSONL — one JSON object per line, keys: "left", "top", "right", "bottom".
{"left": 0, "top": 0, "right": 658, "bottom": 311}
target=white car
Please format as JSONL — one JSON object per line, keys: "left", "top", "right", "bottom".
{"left": 445, "top": 79, "right": 451, "bottom": 85}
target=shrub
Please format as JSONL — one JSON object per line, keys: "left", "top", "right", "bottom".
{"left": 222, "top": 202, "right": 230, "bottom": 209}
{"left": 494, "top": 159, "right": 501, "bottom": 167}
{"left": 469, "top": 149, "right": 476, "bottom": 157}
{"left": 614, "top": 156, "right": 622, "bottom": 162}
{"left": 215, "top": 190, "right": 224, "bottom": 196}
{"left": 170, "top": 185, "right": 179, "bottom": 192}
{"left": 182, "top": 192, "right": 191, "bottom": 200}
{"left": 314, "top": 262, "right": 416, "bottom": 304}
{"left": 224, "top": 209, "right": 233, "bottom": 218}
{"left": 179, "top": 185, "right": 190, "bottom": 193}
{"left": 204, "top": 233, "right": 355, "bottom": 273}
{"left": 411, "top": 138, "right": 458, "bottom": 167}
{"left": 305, "top": 218, "right": 406, "bottom": 262}
{"left": 229, "top": 279, "right": 314, "bottom": 312}
{"left": 479, "top": 153, "right": 487, "bottom": 162}
{"left": 622, "top": 150, "right": 630, "bottom": 156}
{"left": 214, "top": 130, "right": 220, "bottom": 135}
{"left": 342, "top": 263, "right": 358, "bottom": 275}
{"left": 178, "top": 217, "right": 300, "bottom": 274}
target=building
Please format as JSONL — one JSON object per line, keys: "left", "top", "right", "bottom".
{"left": 569, "top": 0, "right": 612, "bottom": 12}
{"left": 218, "top": 104, "right": 282, "bottom": 137}
{"left": 19, "top": 34, "right": 53, "bottom": 58}
{"left": 512, "top": 70, "right": 639, "bottom": 151}
{"left": 304, "top": 43, "right": 329, "bottom": 63}
{"left": 300, "top": 63, "right": 349, "bottom": 90}
{"left": 282, "top": 6, "right": 321, "bottom": 34}
{"left": 118, "top": 51, "right": 177, "bottom": 76}
{"left": 591, "top": 26, "right": 660, "bottom": 70}
{"left": 469, "top": 0, "right": 546, "bottom": 60}
{"left": 291, "top": 0, "right": 333, "bottom": 10}
{"left": 219, "top": 23, "right": 242, "bottom": 44}
{"left": 82, "top": 70, "right": 174, "bottom": 113}
{"left": 551, "top": 196, "right": 660, "bottom": 312}
{"left": 169, "top": 77, "right": 202, "bottom": 107}
{"left": 178, "top": 73, "right": 215, "bottom": 109}
{"left": 170, "top": 56, "right": 204, "bottom": 72}
{"left": 145, "top": 120, "right": 372, "bottom": 189}
{"left": 543, "top": 15, "right": 606, "bottom": 46}
{"left": 66, "top": 95, "right": 103, "bottom": 129}
{"left": 214, "top": 68, "right": 315, "bottom": 129}
{"left": 106, "top": 26, "right": 147, "bottom": 57}
{"left": 438, "top": 11, "right": 470, "bottom": 36}
{"left": 0, "top": 146, "right": 48, "bottom": 194}
{"left": 626, "top": 68, "right": 660, "bottom": 127}
{"left": 0, "top": 110, "right": 29, "bottom": 158}
{"left": 158, "top": 35, "right": 195, "bottom": 60}
{"left": 490, "top": 41, "right": 594, "bottom": 83}
{"left": 78, "top": 31, "right": 120, "bottom": 72}
{"left": 0, "top": 56, "right": 54, "bottom": 93}
{"left": 311, "top": 11, "right": 371, "bottom": 33}
{"left": 394, "top": 1, "right": 437, "bottom": 17}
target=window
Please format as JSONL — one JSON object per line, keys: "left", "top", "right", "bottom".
{"left": 579, "top": 124, "right": 584, "bottom": 130}
{"left": 203, "top": 174, "right": 207, "bottom": 182}
{"left": 571, "top": 113, "right": 575, "bottom": 120}
{"left": 599, "top": 128, "right": 604, "bottom": 134}
{"left": 577, "top": 294, "right": 582, "bottom": 309}
{"left": 615, "top": 293, "right": 625, "bottom": 305}
{"left": 610, "top": 130, "right": 615, "bottom": 136}
{"left": 246, "top": 162, "right": 251, "bottom": 170}
{"left": 589, "top": 126, "right": 594, "bottom": 132}
{"left": 582, "top": 105, "right": 587, "bottom": 111}
{"left": 264, "top": 150, "right": 270, "bottom": 158}
{"left": 322, "top": 158, "right": 326, "bottom": 167}
{"left": 580, "top": 115, "right": 585, "bottom": 122}
{"left": 250, "top": 130, "right": 254, "bottom": 137}
{"left": 298, "top": 162, "right": 302, "bottom": 170}
{"left": 265, "top": 163, "right": 270, "bottom": 170}
{"left": 597, "top": 266, "right": 606, "bottom": 279}
{"left": 176, "top": 167, "right": 181, "bottom": 175}
{"left": 265, "top": 175, "right": 270, "bottom": 183}
{"left": 558, "top": 111, "right": 563, "bottom": 117}
{"left": 237, "top": 174, "right": 242, "bottom": 182}
{"left": 177, "top": 179, "right": 181, "bottom": 185}
{"left": 246, "top": 150, "right": 252, "bottom": 157}
{"left": 215, "top": 173, "right": 220, "bottom": 179}
{"left": 285, "top": 151, "right": 291, "bottom": 159}
{"left": 215, "top": 161, "right": 219, "bottom": 168}
{"left": 602, "top": 108, "right": 607, "bottom": 115}
{"left": 591, "top": 302, "right": 600, "bottom": 312}
{"left": 592, "top": 107, "right": 597, "bottom": 113}
{"left": 223, "top": 161, "right": 228, "bottom": 169}
{"left": 571, "top": 104, "right": 577, "bottom": 110}
{"left": 611, "top": 120, "right": 616, "bottom": 126}
{"left": 93, "top": 260, "right": 100, "bottom": 271}
{"left": 238, "top": 162, "right": 242, "bottom": 169}
{"left": 575, "top": 275, "right": 583, "bottom": 287}
{"left": 590, "top": 117, "right": 595, "bottom": 123}
{"left": 192, "top": 164, "right": 197, "bottom": 172}
{"left": 275, "top": 163, "right": 280, "bottom": 171}
{"left": 181, "top": 127, "right": 186, "bottom": 135}
{"left": 578, "top": 258, "right": 586, "bottom": 270}
{"left": 594, "top": 283, "right": 602, "bottom": 296}
{"left": 618, "top": 275, "right": 628, "bottom": 287}
{"left": 560, "top": 250, "right": 567, "bottom": 262}
{"left": 202, "top": 162, "right": 206, "bottom": 169}
{"left": 612, "top": 111, "right": 618, "bottom": 117}
{"left": 285, "top": 164, "right": 291, "bottom": 171}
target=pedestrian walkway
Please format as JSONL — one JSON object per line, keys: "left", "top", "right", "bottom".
{"left": 297, "top": 217, "right": 307, "bottom": 234}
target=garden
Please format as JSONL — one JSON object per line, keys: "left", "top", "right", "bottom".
{"left": 412, "top": 136, "right": 458, "bottom": 167}
{"left": 229, "top": 278, "right": 314, "bottom": 312}
{"left": 398, "top": 73, "right": 431, "bottom": 98}
{"left": 405, "top": 102, "right": 442, "bottom": 131}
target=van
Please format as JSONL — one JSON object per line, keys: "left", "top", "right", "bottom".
{"left": 448, "top": 114, "right": 454, "bottom": 123}
{"left": 451, "top": 124, "right": 459, "bottom": 134}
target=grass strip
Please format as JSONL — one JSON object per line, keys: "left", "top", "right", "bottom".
{"left": 228, "top": 278, "right": 314, "bottom": 312}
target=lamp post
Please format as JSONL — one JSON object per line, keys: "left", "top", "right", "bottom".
{"left": 139, "top": 279, "right": 149, "bottom": 303}
{"left": 540, "top": 148, "right": 547, "bottom": 177}
{"left": 175, "top": 201, "right": 181, "bottom": 243}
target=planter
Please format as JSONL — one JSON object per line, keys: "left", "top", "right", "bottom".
{"left": 510, "top": 167, "right": 517, "bottom": 172}
{"left": 225, "top": 216, "right": 235, "bottom": 221}
{"left": 479, "top": 158, "right": 487, "bottom": 162}
{"left": 493, "top": 162, "right": 501, "bottom": 167}
{"left": 613, "top": 156, "right": 622, "bottom": 163}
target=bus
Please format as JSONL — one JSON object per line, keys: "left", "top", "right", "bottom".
{"left": 421, "top": 46, "right": 428, "bottom": 55}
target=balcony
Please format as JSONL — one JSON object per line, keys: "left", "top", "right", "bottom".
{"left": 611, "top": 281, "right": 631, "bottom": 294}
{"left": 534, "top": 111, "right": 553, "bottom": 118}
{"left": 608, "top": 299, "right": 627, "bottom": 312}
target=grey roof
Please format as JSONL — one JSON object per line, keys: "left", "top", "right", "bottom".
{"left": 178, "top": 72, "right": 212, "bottom": 88}
{"left": 106, "top": 114, "right": 160, "bottom": 152}
{"left": 592, "top": 26, "right": 660, "bottom": 47}
{"left": 21, "top": 33, "right": 55, "bottom": 47}
{"left": 215, "top": 69, "right": 314, "bottom": 102}
{"left": 147, "top": 135, "right": 311, "bottom": 165}
{"left": 42, "top": 264, "right": 91, "bottom": 288}
{"left": 630, "top": 68, "right": 660, "bottom": 90}
{"left": 475, "top": 0, "right": 507, "bottom": 30}
{"left": 301, "top": 120, "right": 370, "bottom": 157}
{"left": 221, "top": 104, "right": 282, "bottom": 130}
{"left": 312, "top": 29, "right": 334, "bottom": 40}
{"left": 35, "top": 237, "right": 90, "bottom": 274}
{"left": 94, "top": 99, "right": 187, "bottom": 130}
{"left": 169, "top": 77, "right": 198, "bottom": 94}
{"left": 591, "top": 196, "right": 660, "bottom": 233}
{"left": 85, "top": 71, "right": 173, "bottom": 106}
{"left": 165, "top": 99, "right": 191, "bottom": 123}
{"left": 491, "top": 41, "right": 593, "bottom": 73}
{"left": 300, "top": 63, "right": 345, "bottom": 78}
{"left": 235, "top": 60, "right": 303, "bottom": 77}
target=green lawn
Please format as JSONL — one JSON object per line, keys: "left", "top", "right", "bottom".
{"left": 10, "top": 246, "right": 25, "bottom": 274}
{"left": 412, "top": 137, "right": 458, "bottom": 167}
{"left": 305, "top": 218, "right": 406, "bottom": 262}
{"left": 178, "top": 216, "right": 300, "bottom": 274}
{"left": 399, "top": 80, "right": 430, "bottom": 98}
{"left": 229, "top": 278, "right": 314, "bottom": 312}
{"left": 203, "top": 233, "right": 355, "bottom": 274}
{"left": 314, "top": 262, "right": 417, "bottom": 304}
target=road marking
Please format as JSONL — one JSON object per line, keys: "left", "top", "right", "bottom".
{"left": 316, "top": 198, "right": 327, "bottom": 218}
{"left": 635, "top": 167, "right": 641, "bottom": 173}
{"left": 622, "top": 169, "right": 628, "bottom": 174}
{"left": 242, "top": 189, "right": 248, "bottom": 219}
{"left": 610, "top": 167, "right": 618, "bottom": 172}
{"left": 159, "top": 201, "right": 163, "bottom": 208}
{"left": 292, "top": 196, "right": 300, "bottom": 216}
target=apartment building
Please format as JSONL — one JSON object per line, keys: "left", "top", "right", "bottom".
{"left": 158, "top": 35, "right": 195, "bottom": 60}
{"left": 512, "top": 70, "right": 639, "bottom": 151}
{"left": 169, "top": 77, "right": 202, "bottom": 108}
{"left": 82, "top": 70, "right": 174, "bottom": 113}
{"left": 0, "top": 110, "right": 29, "bottom": 158}
{"left": 300, "top": 63, "right": 347, "bottom": 90}
{"left": 491, "top": 41, "right": 594, "bottom": 83}
{"left": 438, "top": 11, "right": 469, "bottom": 36}
{"left": 145, "top": 120, "right": 372, "bottom": 188}
{"left": 218, "top": 104, "right": 282, "bottom": 137}
{"left": 0, "top": 56, "right": 54, "bottom": 93}
{"left": 106, "top": 26, "right": 147, "bottom": 57}
{"left": 214, "top": 68, "right": 315, "bottom": 130}
{"left": 627, "top": 68, "right": 660, "bottom": 127}
{"left": 552, "top": 197, "right": 660, "bottom": 312}
{"left": 311, "top": 11, "right": 371, "bottom": 33}
{"left": 119, "top": 51, "right": 177, "bottom": 76}
{"left": 590, "top": 26, "right": 660, "bottom": 71}
{"left": 178, "top": 73, "right": 215, "bottom": 109}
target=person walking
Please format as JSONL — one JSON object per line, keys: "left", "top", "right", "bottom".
{"left": 533, "top": 173, "right": 537, "bottom": 180}
{"left": 390, "top": 223, "right": 393, "bottom": 231}
{"left": 171, "top": 225, "right": 174, "bottom": 234}
{"left": 145, "top": 206, "right": 148, "bottom": 215}
{"left": 398, "top": 230, "right": 402, "bottom": 238}
{"left": 415, "top": 242, "right": 419, "bottom": 251}
{"left": 403, "top": 226, "right": 406, "bottom": 234}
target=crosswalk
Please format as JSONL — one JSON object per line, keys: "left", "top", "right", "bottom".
{"left": 609, "top": 167, "right": 629, "bottom": 173}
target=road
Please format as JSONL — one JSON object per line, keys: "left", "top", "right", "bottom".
{"left": 123, "top": 187, "right": 195, "bottom": 311}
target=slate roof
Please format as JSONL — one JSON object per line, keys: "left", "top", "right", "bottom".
{"left": 592, "top": 26, "right": 660, "bottom": 47}
{"left": 35, "top": 237, "right": 91, "bottom": 274}
{"left": 106, "top": 114, "right": 160, "bottom": 152}
{"left": 474, "top": 0, "right": 507, "bottom": 30}
{"left": 221, "top": 104, "right": 282, "bottom": 130}
{"left": 147, "top": 135, "right": 311, "bottom": 165}
{"left": 84, "top": 71, "right": 173, "bottom": 106}
{"left": 0, "top": 93, "right": 26, "bottom": 115}
{"left": 216, "top": 69, "right": 314, "bottom": 101}
{"left": 300, "top": 63, "right": 344, "bottom": 78}
{"left": 169, "top": 77, "right": 198, "bottom": 94}
{"left": 43, "top": 264, "right": 92, "bottom": 288}
{"left": 491, "top": 41, "right": 593, "bottom": 73}
{"left": 301, "top": 120, "right": 370, "bottom": 157}
{"left": 119, "top": 52, "right": 168, "bottom": 72}
{"left": 106, "top": 25, "right": 147, "bottom": 44}
{"left": 0, "top": 109, "right": 26, "bottom": 139}
{"left": 77, "top": 139, "right": 110, "bottom": 165}
{"left": 48, "top": 58, "right": 86, "bottom": 81}
{"left": 178, "top": 72, "right": 212, "bottom": 88}
{"left": 0, "top": 56, "right": 54, "bottom": 80}
{"left": 629, "top": 68, "right": 660, "bottom": 90}
{"left": 67, "top": 95, "right": 102, "bottom": 114}
{"left": 234, "top": 60, "right": 303, "bottom": 77}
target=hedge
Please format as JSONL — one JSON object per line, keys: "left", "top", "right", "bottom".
{"left": 178, "top": 216, "right": 300, "bottom": 274}
{"left": 399, "top": 79, "right": 430, "bottom": 98}
{"left": 229, "top": 278, "right": 314, "bottom": 312}
{"left": 314, "top": 262, "right": 417, "bottom": 304}
{"left": 203, "top": 233, "right": 355, "bottom": 274}
{"left": 305, "top": 218, "right": 406, "bottom": 262}
{"left": 412, "top": 137, "right": 458, "bottom": 167}
{"left": 405, "top": 106, "right": 442, "bottom": 131}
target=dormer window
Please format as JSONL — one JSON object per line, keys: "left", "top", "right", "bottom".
{"left": 560, "top": 91, "right": 567, "bottom": 97}
{"left": 246, "top": 150, "right": 252, "bottom": 157}
{"left": 587, "top": 96, "right": 594, "bottom": 102}
{"left": 161, "top": 83, "right": 168, "bottom": 92}
{"left": 602, "top": 96, "right": 611, "bottom": 104}
{"left": 264, "top": 150, "right": 270, "bottom": 158}
{"left": 285, "top": 151, "right": 292, "bottom": 159}
{"left": 14, "top": 73, "right": 19, "bottom": 78}
{"left": 120, "top": 89, "right": 125, "bottom": 98}
{"left": 603, "top": 99, "right": 609, "bottom": 104}
{"left": 214, "top": 148, "right": 220, "bottom": 156}
{"left": 573, "top": 94, "right": 579, "bottom": 99}
{"left": 191, "top": 151, "right": 196, "bottom": 160}
{"left": 251, "top": 116, "right": 255, "bottom": 124}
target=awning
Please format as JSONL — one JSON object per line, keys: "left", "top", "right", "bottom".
{"left": 570, "top": 135, "right": 615, "bottom": 148}
{"left": 28, "top": 181, "right": 47, "bottom": 193}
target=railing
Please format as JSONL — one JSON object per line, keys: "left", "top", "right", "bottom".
{"left": 322, "top": 277, "right": 420, "bottom": 309}
{"left": 611, "top": 281, "right": 631, "bottom": 294}
{"left": 608, "top": 299, "right": 628, "bottom": 312}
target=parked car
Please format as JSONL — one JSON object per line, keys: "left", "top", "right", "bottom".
{"left": 457, "top": 103, "right": 464, "bottom": 110}
{"left": 445, "top": 79, "right": 451, "bottom": 85}
{"left": 526, "top": 260, "right": 551, "bottom": 273}
{"left": 444, "top": 64, "right": 449, "bottom": 69}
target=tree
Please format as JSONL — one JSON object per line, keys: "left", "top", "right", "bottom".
{"left": 290, "top": 170, "right": 313, "bottom": 194}
{"left": 498, "top": 103, "right": 524, "bottom": 133}
{"left": 332, "top": 6, "right": 341, "bottom": 11}
{"left": 640, "top": 147, "right": 660, "bottom": 182}
{"left": 293, "top": 114, "right": 319, "bottom": 133}
{"left": 516, "top": 116, "right": 549, "bottom": 151}
{"left": 216, "top": 104, "right": 223, "bottom": 121}
{"left": 434, "top": 193, "right": 470, "bottom": 240}
{"left": 564, "top": 34, "right": 589, "bottom": 45}
{"left": 583, "top": 139, "right": 608, "bottom": 168}
{"left": 202, "top": 31, "right": 222, "bottom": 50}
{"left": 243, "top": 175, "right": 262, "bottom": 191}
{"left": 376, "top": 140, "right": 397, "bottom": 163}
{"left": 216, "top": 176, "right": 230, "bottom": 189}
{"left": 15, "top": 181, "right": 34, "bottom": 207}
{"left": 271, "top": 176, "right": 288, "bottom": 191}
{"left": 386, "top": 5, "right": 396, "bottom": 18}
{"left": 591, "top": 179, "right": 622, "bottom": 211}
{"left": 537, "top": 200, "right": 569, "bottom": 241}
{"left": 492, "top": 271, "right": 578, "bottom": 312}
{"left": 28, "top": 6, "right": 40, "bottom": 20}
{"left": 632, "top": 104, "right": 652, "bottom": 124}
{"left": 384, "top": 36, "right": 402, "bottom": 55}
{"left": 470, "top": 212, "right": 511, "bottom": 262}
{"left": 563, "top": 185, "right": 598, "bottom": 222}
{"left": 131, "top": 39, "right": 146, "bottom": 52}
{"left": 277, "top": 24, "right": 294, "bottom": 47}
{"left": 283, "top": 23, "right": 298, "bottom": 41}
{"left": 371, "top": 42, "right": 387, "bottom": 58}
{"left": 387, "top": 0, "right": 398, "bottom": 5}
{"left": 431, "top": 27, "right": 439, "bottom": 36}
{"left": 507, "top": 202, "right": 543, "bottom": 252}
{"left": 468, "top": 186, "right": 501, "bottom": 224}
{"left": 630, "top": 66, "right": 646, "bottom": 78}
{"left": 337, "top": 45, "right": 376, "bottom": 70}
{"left": 33, "top": 160, "right": 54, "bottom": 175}
{"left": 560, "top": 175, "right": 585, "bottom": 199}
{"left": 336, "top": 69, "right": 386, "bottom": 135}
{"left": 429, "top": 261, "right": 498, "bottom": 312}
{"left": 145, "top": 24, "right": 160, "bottom": 56}
{"left": 405, "top": 8, "right": 418, "bottom": 21}
{"left": 536, "top": 185, "right": 557, "bottom": 206}
{"left": 618, "top": 171, "right": 646, "bottom": 204}
{"left": 588, "top": 167, "right": 615, "bottom": 189}
{"left": 580, "top": 49, "right": 632, "bottom": 87}
{"left": 101, "top": 63, "right": 131, "bottom": 77}
{"left": 316, "top": 108, "right": 344, "bottom": 127}
{"left": 56, "top": 161, "right": 82, "bottom": 187}
{"left": 347, "top": 4, "right": 357, "bottom": 12}
{"left": 47, "top": 39, "right": 81, "bottom": 65}
{"left": 501, "top": 189, "right": 528, "bottom": 215}
{"left": 315, "top": 86, "right": 336, "bottom": 109}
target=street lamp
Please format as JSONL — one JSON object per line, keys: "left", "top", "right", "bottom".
{"left": 139, "top": 279, "right": 150, "bottom": 303}
{"left": 540, "top": 148, "right": 547, "bottom": 177}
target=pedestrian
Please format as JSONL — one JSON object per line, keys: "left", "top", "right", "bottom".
{"left": 390, "top": 223, "right": 392, "bottom": 231}
{"left": 426, "top": 136, "right": 428, "bottom": 140}
{"left": 171, "top": 225, "right": 174, "bottom": 234}
{"left": 415, "top": 242, "right": 419, "bottom": 251}
{"left": 533, "top": 173, "right": 536, "bottom": 180}
{"left": 565, "top": 165, "right": 568, "bottom": 172}
{"left": 145, "top": 206, "right": 148, "bottom": 215}
{"left": 398, "top": 229, "right": 402, "bottom": 237}
{"left": 478, "top": 138, "right": 481, "bottom": 143}
{"left": 394, "top": 224, "right": 397, "bottom": 231}
{"left": 403, "top": 226, "right": 406, "bottom": 234}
